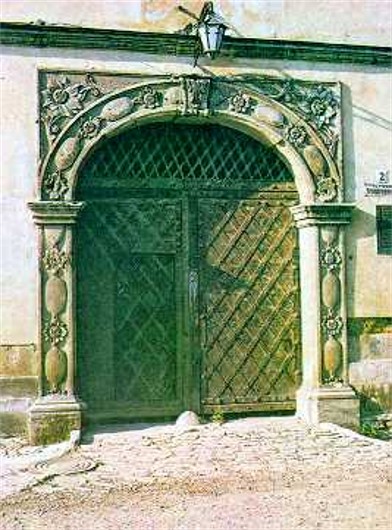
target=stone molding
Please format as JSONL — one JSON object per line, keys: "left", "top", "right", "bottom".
{"left": 1, "top": 22, "right": 391, "bottom": 67}
{"left": 290, "top": 204, "right": 355, "bottom": 227}
{"left": 28, "top": 201, "right": 85, "bottom": 225}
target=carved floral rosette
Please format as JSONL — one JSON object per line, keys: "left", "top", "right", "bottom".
{"left": 320, "top": 225, "right": 345, "bottom": 384}
{"left": 41, "top": 229, "right": 70, "bottom": 394}
{"left": 38, "top": 73, "right": 343, "bottom": 204}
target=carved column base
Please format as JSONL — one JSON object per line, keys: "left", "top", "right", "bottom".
{"left": 28, "top": 397, "right": 85, "bottom": 445}
{"left": 296, "top": 386, "right": 359, "bottom": 430}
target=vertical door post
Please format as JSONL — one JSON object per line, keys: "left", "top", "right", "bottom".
{"left": 27, "top": 201, "right": 85, "bottom": 445}
{"left": 291, "top": 204, "right": 359, "bottom": 429}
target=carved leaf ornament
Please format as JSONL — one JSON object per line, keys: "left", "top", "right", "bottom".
{"left": 39, "top": 75, "right": 342, "bottom": 203}
{"left": 42, "top": 245, "right": 69, "bottom": 275}
{"left": 320, "top": 226, "right": 344, "bottom": 385}
{"left": 44, "top": 316, "right": 68, "bottom": 345}
{"left": 41, "top": 74, "right": 101, "bottom": 137}
{"left": 42, "top": 240, "right": 70, "bottom": 393}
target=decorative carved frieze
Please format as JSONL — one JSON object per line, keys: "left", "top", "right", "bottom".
{"left": 321, "top": 244, "right": 342, "bottom": 271}
{"left": 78, "top": 116, "right": 103, "bottom": 139}
{"left": 316, "top": 177, "right": 338, "bottom": 203}
{"left": 228, "top": 92, "right": 253, "bottom": 114}
{"left": 54, "top": 137, "right": 82, "bottom": 171}
{"left": 42, "top": 235, "right": 70, "bottom": 394}
{"left": 322, "top": 312, "right": 343, "bottom": 338}
{"left": 42, "top": 244, "right": 69, "bottom": 275}
{"left": 44, "top": 316, "right": 68, "bottom": 346}
{"left": 254, "top": 105, "right": 285, "bottom": 127}
{"left": 41, "top": 74, "right": 101, "bottom": 138}
{"left": 134, "top": 86, "right": 162, "bottom": 109}
{"left": 290, "top": 204, "right": 354, "bottom": 391}
{"left": 302, "top": 145, "right": 327, "bottom": 177}
{"left": 38, "top": 73, "right": 343, "bottom": 204}
{"left": 100, "top": 97, "right": 134, "bottom": 121}
{"left": 44, "top": 345, "right": 68, "bottom": 393}
{"left": 250, "top": 79, "right": 340, "bottom": 158}
{"left": 29, "top": 202, "right": 85, "bottom": 398}
{"left": 43, "top": 171, "right": 69, "bottom": 201}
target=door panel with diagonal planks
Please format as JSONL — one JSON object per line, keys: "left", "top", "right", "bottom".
{"left": 198, "top": 198, "right": 301, "bottom": 412}
{"left": 76, "top": 198, "right": 185, "bottom": 418}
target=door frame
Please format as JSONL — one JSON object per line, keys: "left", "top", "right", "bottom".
{"left": 27, "top": 74, "right": 359, "bottom": 444}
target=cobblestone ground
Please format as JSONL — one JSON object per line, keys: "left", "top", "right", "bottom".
{"left": 1, "top": 417, "right": 392, "bottom": 529}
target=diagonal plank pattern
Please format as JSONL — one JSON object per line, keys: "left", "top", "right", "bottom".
{"left": 76, "top": 199, "right": 182, "bottom": 409}
{"left": 199, "top": 199, "right": 300, "bottom": 409}
{"left": 115, "top": 253, "right": 177, "bottom": 402}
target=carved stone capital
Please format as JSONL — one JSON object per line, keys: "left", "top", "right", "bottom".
{"left": 290, "top": 204, "right": 355, "bottom": 228}
{"left": 28, "top": 201, "right": 85, "bottom": 225}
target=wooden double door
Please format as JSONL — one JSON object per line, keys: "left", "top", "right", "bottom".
{"left": 76, "top": 124, "right": 301, "bottom": 421}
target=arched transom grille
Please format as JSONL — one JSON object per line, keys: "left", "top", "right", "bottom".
{"left": 78, "top": 123, "right": 293, "bottom": 194}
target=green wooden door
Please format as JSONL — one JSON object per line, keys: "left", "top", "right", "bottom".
{"left": 76, "top": 199, "right": 187, "bottom": 420}
{"left": 76, "top": 124, "right": 301, "bottom": 421}
{"left": 198, "top": 198, "right": 301, "bottom": 413}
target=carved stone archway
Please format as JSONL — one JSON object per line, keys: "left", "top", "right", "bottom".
{"left": 28, "top": 74, "right": 359, "bottom": 444}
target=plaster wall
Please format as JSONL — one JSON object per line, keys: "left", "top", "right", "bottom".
{"left": 1, "top": 0, "right": 391, "bottom": 46}
{"left": 0, "top": 47, "right": 391, "bottom": 347}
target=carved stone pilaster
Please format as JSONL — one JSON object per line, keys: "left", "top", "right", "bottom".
{"left": 28, "top": 201, "right": 85, "bottom": 444}
{"left": 42, "top": 235, "right": 69, "bottom": 394}
{"left": 291, "top": 203, "right": 359, "bottom": 428}
{"left": 320, "top": 226, "right": 344, "bottom": 384}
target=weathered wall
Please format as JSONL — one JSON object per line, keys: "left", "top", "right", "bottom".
{"left": 1, "top": 47, "right": 391, "bottom": 346}
{"left": 1, "top": 0, "right": 391, "bottom": 46}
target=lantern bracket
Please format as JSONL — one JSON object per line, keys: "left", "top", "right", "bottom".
{"left": 177, "top": 2, "right": 228, "bottom": 66}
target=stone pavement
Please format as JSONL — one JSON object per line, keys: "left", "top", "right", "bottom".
{"left": 1, "top": 416, "right": 392, "bottom": 529}
{"left": 77, "top": 416, "right": 392, "bottom": 484}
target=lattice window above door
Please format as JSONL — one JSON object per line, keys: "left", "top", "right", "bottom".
{"left": 77, "top": 123, "right": 293, "bottom": 195}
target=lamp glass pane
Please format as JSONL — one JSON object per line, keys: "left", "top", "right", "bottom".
{"left": 198, "top": 23, "right": 225, "bottom": 56}
{"left": 198, "top": 23, "right": 211, "bottom": 53}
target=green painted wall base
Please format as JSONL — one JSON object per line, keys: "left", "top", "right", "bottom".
{"left": 28, "top": 398, "right": 84, "bottom": 445}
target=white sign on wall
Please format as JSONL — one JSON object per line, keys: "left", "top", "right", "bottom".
{"left": 365, "top": 170, "right": 392, "bottom": 196}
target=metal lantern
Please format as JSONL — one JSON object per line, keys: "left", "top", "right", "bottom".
{"left": 197, "top": 2, "right": 227, "bottom": 58}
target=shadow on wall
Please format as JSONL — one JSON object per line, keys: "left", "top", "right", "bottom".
{"left": 352, "top": 104, "right": 392, "bottom": 132}
{"left": 341, "top": 83, "right": 356, "bottom": 202}
{"left": 346, "top": 208, "right": 376, "bottom": 338}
